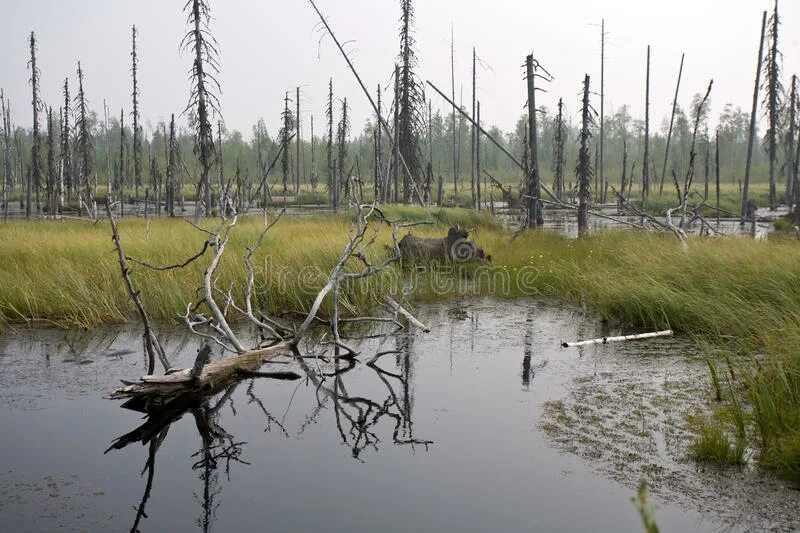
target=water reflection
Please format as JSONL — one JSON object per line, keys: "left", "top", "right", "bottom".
{"left": 107, "top": 324, "right": 434, "bottom": 532}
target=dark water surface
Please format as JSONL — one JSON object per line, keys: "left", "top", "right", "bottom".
{"left": 0, "top": 299, "right": 763, "bottom": 532}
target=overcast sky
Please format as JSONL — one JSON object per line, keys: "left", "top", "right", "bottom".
{"left": 1, "top": 0, "right": 798, "bottom": 140}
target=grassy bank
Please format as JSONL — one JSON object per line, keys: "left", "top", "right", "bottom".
{"left": 0, "top": 208, "right": 798, "bottom": 481}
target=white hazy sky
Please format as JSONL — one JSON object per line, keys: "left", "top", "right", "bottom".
{"left": 1, "top": 0, "right": 798, "bottom": 140}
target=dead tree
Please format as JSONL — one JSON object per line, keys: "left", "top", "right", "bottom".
{"left": 336, "top": 98, "right": 350, "bottom": 205}
{"left": 309, "top": 0, "right": 423, "bottom": 206}
{"left": 132, "top": 25, "right": 142, "bottom": 203}
{"left": 476, "top": 100, "right": 481, "bottom": 210}
{"left": 577, "top": 75, "right": 593, "bottom": 238}
{"left": 471, "top": 47, "right": 477, "bottom": 208}
{"left": 107, "top": 203, "right": 417, "bottom": 410}
{"left": 642, "top": 45, "right": 651, "bottom": 203}
{"left": 787, "top": 75, "right": 798, "bottom": 215}
{"left": 525, "top": 55, "right": 544, "bottom": 227}
{"left": 679, "top": 80, "right": 714, "bottom": 227}
{"left": 46, "top": 107, "right": 56, "bottom": 216}
{"left": 715, "top": 129, "right": 721, "bottom": 225}
{"left": 659, "top": 53, "right": 685, "bottom": 195}
{"left": 296, "top": 86, "right": 302, "bottom": 194}
{"left": 118, "top": 109, "right": 126, "bottom": 205}
{"left": 182, "top": 0, "right": 221, "bottom": 217}
{"left": 280, "top": 91, "right": 294, "bottom": 194}
{"left": 762, "top": 1, "right": 783, "bottom": 211}
{"left": 28, "top": 31, "right": 42, "bottom": 218}
{"left": 326, "top": 79, "right": 335, "bottom": 208}
{"left": 60, "top": 80, "right": 72, "bottom": 209}
{"left": 1, "top": 91, "right": 10, "bottom": 221}
{"left": 397, "top": 0, "right": 424, "bottom": 203}
{"left": 450, "top": 25, "right": 458, "bottom": 197}
{"left": 167, "top": 114, "right": 177, "bottom": 217}
{"left": 742, "top": 11, "right": 767, "bottom": 222}
{"left": 599, "top": 19, "right": 607, "bottom": 203}
{"left": 618, "top": 138, "right": 628, "bottom": 213}
{"left": 74, "top": 62, "right": 93, "bottom": 218}
{"left": 553, "top": 98, "right": 566, "bottom": 201}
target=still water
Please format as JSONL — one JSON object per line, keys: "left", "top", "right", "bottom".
{"left": 0, "top": 299, "right": 794, "bottom": 532}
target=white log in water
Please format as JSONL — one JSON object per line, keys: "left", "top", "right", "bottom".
{"left": 561, "top": 329, "right": 673, "bottom": 348}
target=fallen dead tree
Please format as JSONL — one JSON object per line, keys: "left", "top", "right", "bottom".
{"left": 106, "top": 200, "right": 431, "bottom": 410}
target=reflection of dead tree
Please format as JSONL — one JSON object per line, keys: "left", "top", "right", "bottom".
{"left": 294, "top": 339, "right": 432, "bottom": 460}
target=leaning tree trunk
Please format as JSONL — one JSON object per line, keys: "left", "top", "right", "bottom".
{"left": 742, "top": 11, "right": 767, "bottom": 222}
{"left": 660, "top": 53, "right": 685, "bottom": 195}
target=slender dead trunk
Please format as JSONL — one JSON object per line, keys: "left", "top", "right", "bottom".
{"left": 167, "top": 114, "right": 176, "bottom": 217}
{"left": 296, "top": 86, "right": 301, "bottom": 194}
{"left": 764, "top": 1, "right": 780, "bottom": 211}
{"left": 62, "top": 80, "right": 72, "bottom": 208}
{"left": 393, "top": 64, "right": 401, "bottom": 204}
{"left": 742, "top": 11, "right": 767, "bottom": 222}
{"left": 715, "top": 129, "right": 721, "bottom": 225}
{"left": 787, "top": 76, "right": 797, "bottom": 214}
{"left": 1, "top": 92, "right": 10, "bottom": 221}
{"left": 471, "top": 47, "right": 477, "bottom": 209}
{"left": 599, "top": 19, "right": 606, "bottom": 203}
{"left": 659, "top": 53, "right": 685, "bottom": 195}
{"left": 554, "top": 98, "right": 565, "bottom": 201}
{"left": 327, "top": 78, "right": 334, "bottom": 207}
{"left": 28, "top": 32, "right": 42, "bottom": 219}
{"left": 476, "top": 101, "right": 481, "bottom": 211}
{"left": 450, "top": 25, "right": 458, "bottom": 198}
{"left": 118, "top": 108, "right": 125, "bottom": 207}
{"left": 578, "top": 75, "right": 592, "bottom": 237}
{"left": 103, "top": 99, "right": 111, "bottom": 199}
{"left": 642, "top": 45, "right": 651, "bottom": 205}
{"left": 46, "top": 107, "right": 56, "bottom": 217}
{"left": 525, "top": 55, "right": 542, "bottom": 227}
{"left": 132, "top": 25, "right": 142, "bottom": 203}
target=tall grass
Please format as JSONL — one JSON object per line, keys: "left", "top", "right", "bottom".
{"left": 0, "top": 209, "right": 798, "bottom": 480}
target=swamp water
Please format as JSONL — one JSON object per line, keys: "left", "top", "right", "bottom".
{"left": 0, "top": 299, "right": 797, "bottom": 532}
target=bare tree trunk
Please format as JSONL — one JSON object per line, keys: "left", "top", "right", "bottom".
{"left": 167, "top": 114, "right": 176, "bottom": 218}
{"left": 28, "top": 32, "right": 42, "bottom": 219}
{"left": 642, "top": 45, "right": 651, "bottom": 206}
{"left": 476, "top": 101, "right": 481, "bottom": 211}
{"left": 471, "top": 47, "right": 477, "bottom": 209}
{"left": 393, "top": 64, "right": 400, "bottom": 204}
{"left": 1, "top": 92, "right": 9, "bottom": 221}
{"left": 451, "top": 25, "right": 458, "bottom": 197}
{"left": 327, "top": 78, "right": 335, "bottom": 208}
{"left": 103, "top": 99, "right": 111, "bottom": 201}
{"left": 599, "top": 19, "right": 606, "bottom": 203}
{"left": 132, "top": 25, "right": 141, "bottom": 204}
{"left": 578, "top": 75, "right": 592, "bottom": 237}
{"left": 787, "top": 76, "right": 797, "bottom": 214}
{"left": 765, "top": 1, "right": 780, "bottom": 211}
{"left": 659, "top": 53, "right": 685, "bottom": 195}
{"left": 554, "top": 98, "right": 565, "bottom": 201}
{"left": 217, "top": 120, "right": 224, "bottom": 213}
{"left": 525, "top": 55, "right": 542, "bottom": 227}
{"left": 742, "top": 11, "right": 767, "bottom": 222}
{"left": 714, "top": 129, "right": 719, "bottom": 226}
{"left": 296, "top": 86, "right": 301, "bottom": 195}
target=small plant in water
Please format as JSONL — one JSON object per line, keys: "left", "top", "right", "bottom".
{"left": 691, "top": 422, "right": 747, "bottom": 466}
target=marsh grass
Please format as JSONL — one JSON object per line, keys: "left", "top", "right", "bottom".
{"left": 0, "top": 208, "right": 799, "bottom": 480}
{"left": 691, "top": 422, "right": 748, "bottom": 466}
